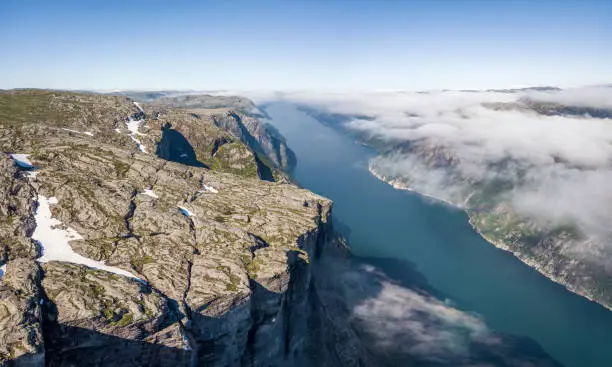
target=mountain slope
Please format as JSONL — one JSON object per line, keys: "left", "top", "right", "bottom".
{"left": 146, "top": 94, "right": 297, "bottom": 174}
{"left": 0, "top": 90, "right": 333, "bottom": 365}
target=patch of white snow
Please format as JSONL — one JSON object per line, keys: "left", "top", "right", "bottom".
{"left": 125, "top": 117, "right": 148, "bottom": 153}
{"left": 134, "top": 101, "right": 144, "bottom": 113}
{"left": 182, "top": 333, "right": 192, "bottom": 351}
{"left": 202, "top": 184, "right": 218, "bottom": 194}
{"left": 126, "top": 117, "right": 145, "bottom": 136}
{"left": 62, "top": 128, "right": 94, "bottom": 137}
{"left": 114, "top": 128, "right": 121, "bottom": 133}
{"left": 10, "top": 154, "right": 34, "bottom": 169}
{"left": 129, "top": 135, "right": 147, "bottom": 153}
{"left": 142, "top": 189, "right": 159, "bottom": 198}
{"left": 33, "top": 195, "right": 143, "bottom": 281}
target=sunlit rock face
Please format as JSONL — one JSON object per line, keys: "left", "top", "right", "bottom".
{"left": 0, "top": 90, "right": 329, "bottom": 366}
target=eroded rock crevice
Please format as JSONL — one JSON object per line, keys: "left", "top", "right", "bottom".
{"left": 123, "top": 189, "right": 138, "bottom": 238}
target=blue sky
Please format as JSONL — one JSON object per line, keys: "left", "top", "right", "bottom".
{"left": 1, "top": 0, "right": 610, "bottom": 90}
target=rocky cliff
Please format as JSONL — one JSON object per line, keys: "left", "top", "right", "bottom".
{"left": 146, "top": 94, "right": 297, "bottom": 175}
{"left": 0, "top": 90, "right": 343, "bottom": 366}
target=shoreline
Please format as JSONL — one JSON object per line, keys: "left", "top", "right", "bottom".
{"left": 368, "top": 165, "right": 612, "bottom": 312}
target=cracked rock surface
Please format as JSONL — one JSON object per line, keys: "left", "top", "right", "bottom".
{"left": 0, "top": 90, "right": 334, "bottom": 366}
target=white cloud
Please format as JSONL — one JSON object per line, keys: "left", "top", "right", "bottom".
{"left": 279, "top": 87, "right": 612, "bottom": 259}
{"left": 353, "top": 280, "right": 496, "bottom": 362}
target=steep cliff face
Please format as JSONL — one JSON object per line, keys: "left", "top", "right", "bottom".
{"left": 148, "top": 94, "right": 297, "bottom": 175}
{"left": 0, "top": 90, "right": 342, "bottom": 366}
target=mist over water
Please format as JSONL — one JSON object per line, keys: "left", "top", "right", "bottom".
{"left": 264, "top": 101, "right": 612, "bottom": 367}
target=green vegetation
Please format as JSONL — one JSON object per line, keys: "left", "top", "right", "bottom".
{"left": 0, "top": 90, "right": 128, "bottom": 128}
{"left": 241, "top": 255, "right": 262, "bottom": 278}
{"left": 87, "top": 284, "right": 105, "bottom": 298}
{"left": 101, "top": 298, "right": 134, "bottom": 326}
{"left": 133, "top": 297, "right": 154, "bottom": 318}
{"left": 211, "top": 142, "right": 259, "bottom": 178}
{"left": 112, "top": 160, "right": 131, "bottom": 178}
{"left": 112, "top": 312, "right": 134, "bottom": 327}
{"left": 216, "top": 265, "right": 242, "bottom": 291}
{"left": 130, "top": 255, "right": 155, "bottom": 273}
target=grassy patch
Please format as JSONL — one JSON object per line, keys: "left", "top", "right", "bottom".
{"left": 241, "top": 255, "right": 261, "bottom": 278}
{"left": 130, "top": 255, "right": 155, "bottom": 273}
{"left": 210, "top": 142, "right": 259, "bottom": 178}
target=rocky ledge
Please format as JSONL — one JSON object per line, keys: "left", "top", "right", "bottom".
{"left": 0, "top": 90, "right": 338, "bottom": 366}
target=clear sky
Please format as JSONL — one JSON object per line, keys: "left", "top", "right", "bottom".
{"left": 1, "top": 0, "right": 610, "bottom": 91}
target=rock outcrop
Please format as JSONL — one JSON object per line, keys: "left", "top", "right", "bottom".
{"left": 0, "top": 90, "right": 336, "bottom": 366}
{"left": 148, "top": 94, "right": 297, "bottom": 174}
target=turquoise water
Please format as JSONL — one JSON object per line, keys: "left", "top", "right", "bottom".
{"left": 264, "top": 102, "right": 612, "bottom": 367}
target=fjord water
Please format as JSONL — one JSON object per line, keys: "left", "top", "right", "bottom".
{"left": 264, "top": 102, "right": 612, "bottom": 367}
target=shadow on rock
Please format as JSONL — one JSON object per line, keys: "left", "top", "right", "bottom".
{"left": 38, "top": 325, "right": 190, "bottom": 367}
{"left": 156, "top": 122, "right": 208, "bottom": 168}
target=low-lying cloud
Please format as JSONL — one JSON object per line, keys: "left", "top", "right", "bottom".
{"left": 330, "top": 261, "right": 558, "bottom": 366}
{"left": 351, "top": 266, "right": 496, "bottom": 362}
{"left": 272, "top": 87, "right": 612, "bottom": 260}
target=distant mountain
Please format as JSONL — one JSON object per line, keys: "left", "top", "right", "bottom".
{"left": 483, "top": 99, "right": 612, "bottom": 118}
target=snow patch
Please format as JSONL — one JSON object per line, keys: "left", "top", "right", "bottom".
{"left": 125, "top": 117, "right": 147, "bottom": 153}
{"left": 33, "top": 195, "right": 143, "bottom": 281}
{"left": 142, "top": 189, "right": 159, "bottom": 198}
{"left": 178, "top": 206, "right": 194, "bottom": 217}
{"left": 62, "top": 128, "right": 94, "bottom": 137}
{"left": 10, "top": 154, "right": 34, "bottom": 169}
{"left": 126, "top": 117, "right": 146, "bottom": 136}
{"left": 129, "top": 136, "right": 147, "bottom": 153}
{"left": 202, "top": 184, "right": 218, "bottom": 194}
{"left": 134, "top": 101, "right": 144, "bottom": 113}
{"left": 114, "top": 128, "right": 121, "bottom": 133}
